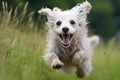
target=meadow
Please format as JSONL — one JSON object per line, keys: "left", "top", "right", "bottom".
{"left": 0, "top": 2, "right": 120, "bottom": 80}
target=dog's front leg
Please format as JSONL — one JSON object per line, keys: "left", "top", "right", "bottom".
{"left": 72, "top": 50, "right": 92, "bottom": 78}
{"left": 44, "top": 53, "right": 64, "bottom": 69}
{"left": 72, "top": 50, "right": 88, "bottom": 66}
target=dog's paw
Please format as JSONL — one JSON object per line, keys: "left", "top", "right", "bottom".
{"left": 72, "top": 51, "right": 87, "bottom": 66}
{"left": 76, "top": 61, "right": 92, "bottom": 78}
{"left": 51, "top": 59, "right": 64, "bottom": 69}
{"left": 76, "top": 67, "right": 85, "bottom": 78}
{"left": 76, "top": 67, "right": 89, "bottom": 78}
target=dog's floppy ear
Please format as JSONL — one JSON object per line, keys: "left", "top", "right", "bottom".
{"left": 79, "top": 1, "right": 92, "bottom": 14}
{"left": 72, "top": 1, "right": 92, "bottom": 19}
{"left": 38, "top": 8, "right": 54, "bottom": 22}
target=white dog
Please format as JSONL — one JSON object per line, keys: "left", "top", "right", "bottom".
{"left": 38, "top": 1, "right": 99, "bottom": 78}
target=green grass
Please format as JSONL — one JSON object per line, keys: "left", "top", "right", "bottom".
{"left": 0, "top": 2, "right": 120, "bottom": 80}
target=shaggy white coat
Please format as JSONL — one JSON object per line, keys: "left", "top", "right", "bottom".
{"left": 38, "top": 1, "right": 99, "bottom": 78}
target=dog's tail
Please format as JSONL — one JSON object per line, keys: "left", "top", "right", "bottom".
{"left": 88, "top": 35, "right": 100, "bottom": 49}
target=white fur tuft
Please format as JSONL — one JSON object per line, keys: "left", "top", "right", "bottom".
{"left": 80, "top": 1, "right": 92, "bottom": 13}
{"left": 38, "top": 8, "right": 52, "bottom": 15}
{"left": 88, "top": 35, "right": 100, "bottom": 49}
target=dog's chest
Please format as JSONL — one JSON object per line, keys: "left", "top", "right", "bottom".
{"left": 57, "top": 44, "right": 79, "bottom": 61}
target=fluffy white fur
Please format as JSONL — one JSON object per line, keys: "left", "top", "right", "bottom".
{"left": 38, "top": 1, "right": 99, "bottom": 78}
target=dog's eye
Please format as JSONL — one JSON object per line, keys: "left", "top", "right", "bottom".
{"left": 70, "top": 20, "right": 75, "bottom": 25}
{"left": 56, "top": 21, "right": 61, "bottom": 26}
{"left": 79, "top": 23, "right": 82, "bottom": 27}
{"left": 79, "top": 10, "right": 82, "bottom": 13}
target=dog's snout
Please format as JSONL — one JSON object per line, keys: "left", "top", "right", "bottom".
{"left": 62, "top": 27, "right": 69, "bottom": 33}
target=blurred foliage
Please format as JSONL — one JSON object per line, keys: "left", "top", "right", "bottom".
{"left": 0, "top": 0, "right": 120, "bottom": 41}
{"left": 0, "top": 1, "right": 120, "bottom": 80}
{"left": 0, "top": 4, "right": 120, "bottom": 79}
{"left": 89, "top": 1, "right": 117, "bottom": 40}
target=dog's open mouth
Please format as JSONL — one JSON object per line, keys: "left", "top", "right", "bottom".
{"left": 59, "top": 34, "right": 73, "bottom": 46}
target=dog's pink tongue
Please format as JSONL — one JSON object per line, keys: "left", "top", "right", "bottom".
{"left": 63, "top": 35, "right": 69, "bottom": 45}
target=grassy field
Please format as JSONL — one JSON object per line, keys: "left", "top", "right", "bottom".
{"left": 0, "top": 2, "right": 120, "bottom": 80}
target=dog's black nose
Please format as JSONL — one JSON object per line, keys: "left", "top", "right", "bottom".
{"left": 62, "top": 27, "right": 69, "bottom": 33}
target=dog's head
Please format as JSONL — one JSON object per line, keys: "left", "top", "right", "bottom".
{"left": 38, "top": 1, "right": 92, "bottom": 47}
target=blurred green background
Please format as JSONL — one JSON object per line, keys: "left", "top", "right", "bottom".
{"left": 0, "top": 0, "right": 120, "bottom": 80}
{"left": 0, "top": 0, "right": 120, "bottom": 41}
